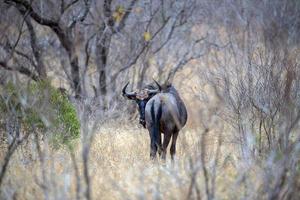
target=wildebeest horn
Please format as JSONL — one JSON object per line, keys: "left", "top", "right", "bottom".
{"left": 146, "top": 79, "right": 162, "bottom": 95}
{"left": 122, "top": 82, "right": 136, "bottom": 100}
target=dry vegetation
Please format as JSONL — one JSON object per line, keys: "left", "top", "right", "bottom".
{"left": 1, "top": 121, "right": 237, "bottom": 200}
{"left": 1, "top": 0, "right": 300, "bottom": 199}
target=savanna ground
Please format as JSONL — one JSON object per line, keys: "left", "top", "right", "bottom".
{"left": 1, "top": 71, "right": 300, "bottom": 200}
{"left": 0, "top": 77, "right": 243, "bottom": 199}
{"left": 1, "top": 120, "right": 240, "bottom": 200}
{"left": 1, "top": 66, "right": 299, "bottom": 200}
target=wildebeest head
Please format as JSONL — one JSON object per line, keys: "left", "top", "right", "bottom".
{"left": 122, "top": 81, "right": 161, "bottom": 127}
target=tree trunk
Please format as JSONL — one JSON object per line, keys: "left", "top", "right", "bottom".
{"left": 55, "top": 29, "right": 82, "bottom": 98}
{"left": 137, "top": 61, "right": 149, "bottom": 88}
{"left": 70, "top": 53, "right": 81, "bottom": 98}
{"left": 25, "top": 17, "right": 47, "bottom": 79}
{"left": 96, "top": 31, "right": 112, "bottom": 109}
{"left": 8, "top": 0, "right": 86, "bottom": 98}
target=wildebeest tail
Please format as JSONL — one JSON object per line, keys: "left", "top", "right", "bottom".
{"left": 150, "top": 101, "right": 162, "bottom": 148}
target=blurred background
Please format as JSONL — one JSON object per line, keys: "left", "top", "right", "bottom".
{"left": 0, "top": 0, "right": 299, "bottom": 199}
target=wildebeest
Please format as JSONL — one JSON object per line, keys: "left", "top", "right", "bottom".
{"left": 122, "top": 81, "right": 188, "bottom": 160}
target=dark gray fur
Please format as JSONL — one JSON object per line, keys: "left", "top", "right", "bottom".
{"left": 145, "top": 85, "right": 187, "bottom": 160}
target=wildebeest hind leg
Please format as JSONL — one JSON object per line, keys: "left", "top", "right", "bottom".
{"left": 150, "top": 135, "right": 157, "bottom": 159}
{"left": 157, "top": 132, "right": 163, "bottom": 157}
{"left": 170, "top": 132, "right": 179, "bottom": 160}
{"left": 150, "top": 132, "right": 162, "bottom": 159}
{"left": 161, "top": 134, "right": 171, "bottom": 160}
{"left": 149, "top": 128, "right": 160, "bottom": 159}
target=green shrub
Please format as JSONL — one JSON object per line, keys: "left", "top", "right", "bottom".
{"left": 0, "top": 80, "right": 80, "bottom": 148}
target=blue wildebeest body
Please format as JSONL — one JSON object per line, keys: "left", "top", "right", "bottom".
{"left": 145, "top": 85, "right": 187, "bottom": 159}
{"left": 123, "top": 82, "right": 188, "bottom": 160}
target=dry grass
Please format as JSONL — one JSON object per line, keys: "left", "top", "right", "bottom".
{"left": 0, "top": 119, "right": 245, "bottom": 200}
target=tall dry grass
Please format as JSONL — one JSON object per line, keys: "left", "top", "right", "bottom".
{"left": 1, "top": 72, "right": 298, "bottom": 200}
{"left": 0, "top": 117, "right": 243, "bottom": 200}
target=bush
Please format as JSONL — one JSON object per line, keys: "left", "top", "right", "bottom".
{"left": 0, "top": 80, "right": 80, "bottom": 148}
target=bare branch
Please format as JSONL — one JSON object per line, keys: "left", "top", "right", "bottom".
{"left": 112, "top": 42, "right": 149, "bottom": 80}
{"left": 115, "top": 0, "right": 138, "bottom": 32}
{"left": 0, "top": 61, "right": 39, "bottom": 81}
{"left": 64, "top": 0, "right": 80, "bottom": 12}
{"left": 5, "top": 0, "right": 59, "bottom": 27}
{"left": 24, "top": 16, "right": 46, "bottom": 78}
{"left": 14, "top": 49, "right": 37, "bottom": 68}
{"left": 60, "top": 0, "right": 65, "bottom": 14}
{"left": 0, "top": 124, "right": 30, "bottom": 188}
{"left": 69, "top": 0, "right": 91, "bottom": 29}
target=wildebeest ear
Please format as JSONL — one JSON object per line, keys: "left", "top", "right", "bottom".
{"left": 122, "top": 82, "right": 137, "bottom": 100}
{"left": 152, "top": 79, "right": 162, "bottom": 91}
{"left": 162, "top": 79, "right": 172, "bottom": 89}
{"left": 144, "top": 79, "right": 161, "bottom": 97}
